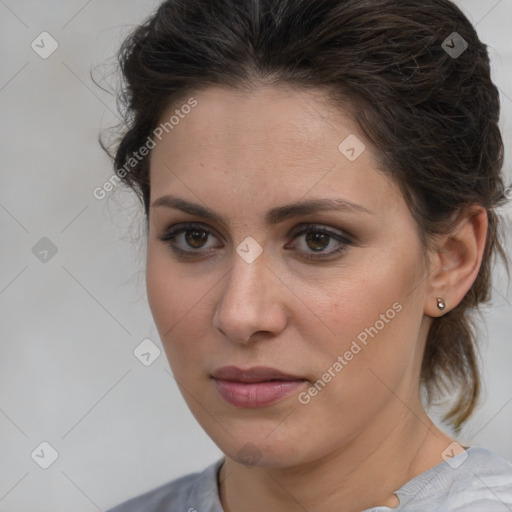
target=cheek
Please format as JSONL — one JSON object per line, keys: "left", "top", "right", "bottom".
{"left": 146, "top": 250, "right": 179, "bottom": 335}
{"left": 293, "top": 289, "right": 423, "bottom": 443}
{"left": 145, "top": 246, "right": 217, "bottom": 366}
{"left": 299, "top": 245, "right": 425, "bottom": 384}
{"left": 321, "top": 237, "right": 421, "bottom": 333}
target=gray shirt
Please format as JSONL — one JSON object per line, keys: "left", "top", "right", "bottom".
{"left": 106, "top": 446, "right": 512, "bottom": 511}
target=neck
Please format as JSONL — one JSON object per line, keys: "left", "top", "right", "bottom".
{"left": 218, "top": 404, "right": 453, "bottom": 512}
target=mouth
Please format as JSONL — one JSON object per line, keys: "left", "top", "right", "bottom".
{"left": 211, "top": 366, "right": 308, "bottom": 407}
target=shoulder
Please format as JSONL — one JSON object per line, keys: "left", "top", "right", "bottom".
{"left": 396, "top": 446, "right": 512, "bottom": 512}
{"left": 446, "top": 447, "right": 512, "bottom": 510}
{"left": 105, "top": 458, "right": 225, "bottom": 512}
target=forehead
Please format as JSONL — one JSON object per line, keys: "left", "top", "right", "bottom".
{"left": 149, "top": 85, "right": 402, "bottom": 217}
{"left": 152, "top": 84, "right": 359, "bottom": 157}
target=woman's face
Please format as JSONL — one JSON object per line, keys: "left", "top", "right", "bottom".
{"left": 146, "top": 85, "right": 432, "bottom": 468}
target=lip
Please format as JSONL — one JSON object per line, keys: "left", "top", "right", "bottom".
{"left": 211, "top": 365, "right": 306, "bottom": 383}
{"left": 211, "top": 366, "right": 307, "bottom": 407}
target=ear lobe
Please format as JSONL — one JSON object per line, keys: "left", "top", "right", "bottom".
{"left": 425, "top": 206, "right": 488, "bottom": 317}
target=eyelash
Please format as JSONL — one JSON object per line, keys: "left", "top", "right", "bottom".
{"left": 158, "top": 222, "right": 353, "bottom": 261}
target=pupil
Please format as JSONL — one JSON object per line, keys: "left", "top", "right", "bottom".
{"left": 306, "top": 232, "right": 329, "bottom": 251}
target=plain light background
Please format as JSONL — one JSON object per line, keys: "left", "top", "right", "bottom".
{"left": 0, "top": 1, "right": 511, "bottom": 511}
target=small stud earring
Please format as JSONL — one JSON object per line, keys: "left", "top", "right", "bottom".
{"left": 436, "top": 297, "right": 446, "bottom": 311}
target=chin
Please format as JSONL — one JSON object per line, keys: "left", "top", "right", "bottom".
{"left": 212, "top": 425, "right": 313, "bottom": 469}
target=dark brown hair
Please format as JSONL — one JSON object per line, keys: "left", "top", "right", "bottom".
{"left": 102, "top": 0, "right": 509, "bottom": 430}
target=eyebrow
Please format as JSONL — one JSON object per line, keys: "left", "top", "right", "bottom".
{"left": 151, "top": 195, "right": 372, "bottom": 226}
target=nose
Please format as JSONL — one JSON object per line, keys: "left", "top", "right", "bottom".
{"left": 212, "top": 251, "right": 288, "bottom": 345}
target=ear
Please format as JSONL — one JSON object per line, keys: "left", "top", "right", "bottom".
{"left": 425, "top": 205, "right": 488, "bottom": 317}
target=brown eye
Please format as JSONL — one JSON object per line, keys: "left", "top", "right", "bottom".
{"left": 158, "top": 223, "right": 223, "bottom": 257}
{"left": 305, "top": 232, "right": 331, "bottom": 251}
{"left": 284, "top": 224, "right": 353, "bottom": 260}
{"left": 185, "top": 229, "right": 209, "bottom": 248}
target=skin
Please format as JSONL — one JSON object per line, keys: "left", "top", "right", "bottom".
{"left": 145, "top": 84, "right": 488, "bottom": 512}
